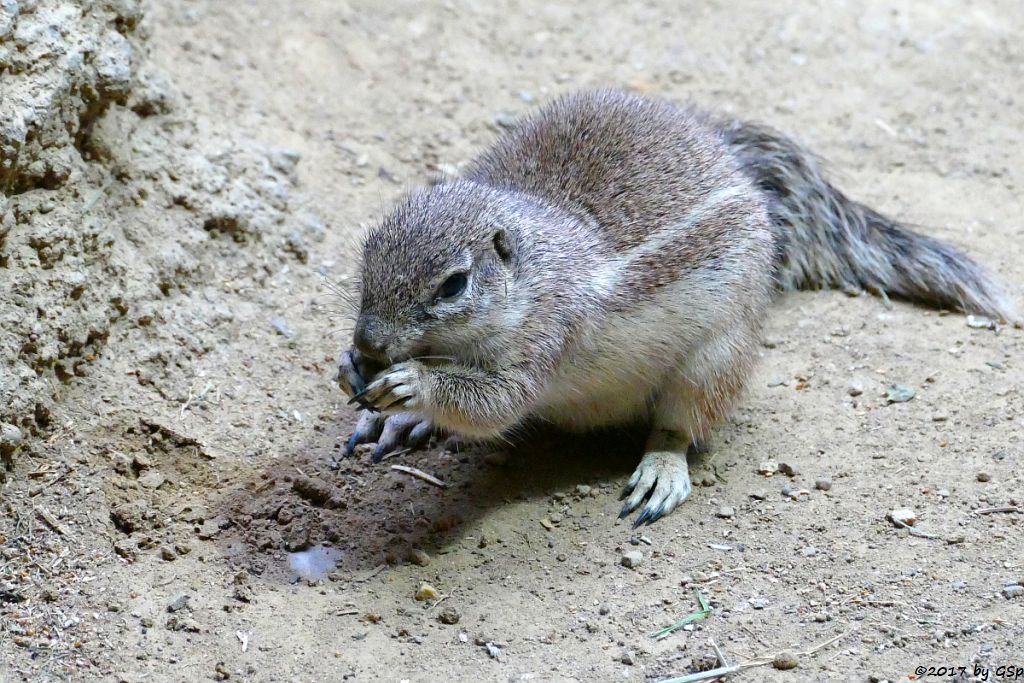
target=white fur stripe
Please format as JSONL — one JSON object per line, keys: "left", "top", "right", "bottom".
{"left": 589, "top": 185, "right": 746, "bottom": 297}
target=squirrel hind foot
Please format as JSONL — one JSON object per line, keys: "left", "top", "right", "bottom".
{"left": 619, "top": 435, "right": 694, "bottom": 527}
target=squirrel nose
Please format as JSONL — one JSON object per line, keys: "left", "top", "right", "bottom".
{"left": 353, "top": 316, "right": 388, "bottom": 361}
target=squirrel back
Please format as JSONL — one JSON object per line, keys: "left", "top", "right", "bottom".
{"left": 467, "top": 89, "right": 1014, "bottom": 320}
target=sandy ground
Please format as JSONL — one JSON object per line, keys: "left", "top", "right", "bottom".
{"left": 2, "top": 1, "right": 1023, "bottom": 681}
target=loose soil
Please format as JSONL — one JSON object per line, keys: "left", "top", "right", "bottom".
{"left": 2, "top": 1, "right": 1022, "bottom": 681}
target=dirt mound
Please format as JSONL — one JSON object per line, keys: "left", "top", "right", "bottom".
{"left": 0, "top": 0, "right": 318, "bottom": 476}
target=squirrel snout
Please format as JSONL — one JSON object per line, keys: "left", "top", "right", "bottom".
{"left": 353, "top": 316, "right": 389, "bottom": 362}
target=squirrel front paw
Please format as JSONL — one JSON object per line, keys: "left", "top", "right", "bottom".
{"left": 337, "top": 349, "right": 388, "bottom": 400}
{"left": 349, "top": 361, "right": 429, "bottom": 414}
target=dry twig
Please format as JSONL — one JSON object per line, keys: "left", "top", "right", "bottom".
{"left": 389, "top": 465, "right": 446, "bottom": 488}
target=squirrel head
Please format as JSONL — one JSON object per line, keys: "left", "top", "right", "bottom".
{"left": 353, "top": 181, "right": 520, "bottom": 366}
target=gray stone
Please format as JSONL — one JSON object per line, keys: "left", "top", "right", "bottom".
{"left": 621, "top": 551, "right": 644, "bottom": 569}
{"left": 889, "top": 508, "right": 917, "bottom": 527}
{"left": 167, "top": 594, "right": 190, "bottom": 613}
{"left": 772, "top": 651, "right": 799, "bottom": 670}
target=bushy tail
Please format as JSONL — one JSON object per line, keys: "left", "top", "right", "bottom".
{"left": 717, "top": 118, "right": 1015, "bottom": 321}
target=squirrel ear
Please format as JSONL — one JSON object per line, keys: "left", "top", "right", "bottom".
{"left": 493, "top": 229, "right": 513, "bottom": 264}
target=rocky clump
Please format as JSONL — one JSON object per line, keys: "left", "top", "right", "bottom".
{"left": 1, "top": 1, "right": 315, "bottom": 467}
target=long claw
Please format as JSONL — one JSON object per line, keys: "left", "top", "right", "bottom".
{"left": 406, "top": 421, "right": 433, "bottom": 449}
{"left": 619, "top": 434, "right": 694, "bottom": 526}
{"left": 343, "top": 412, "right": 435, "bottom": 464}
{"left": 642, "top": 506, "right": 665, "bottom": 526}
{"left": 345, "top": 412, "right": 386, "bottom": 456}
{"left": 347, "top": 387, "right": 371, "bottom": 406}
{"left": 632, "top": 508, "right": 652, "bottom": 528}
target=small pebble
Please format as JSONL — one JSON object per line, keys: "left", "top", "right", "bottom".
{"left": 493, "top": 113, "right": 516, "bottom": 128}
{"left": 159, "top": 546, "right": 176, "bottom": 561}
{"left": 485, "top": 642, "right": 502, "bottom": 659}
{"left": 846, "top": 383, "right": 863, "bottom": 397}
{"left": 692, "top": 652, "right": 718, "bottom": 670}
{"left": 198, "top": 518, "right": 223, "bottom": 540}
{"left": 931, "top": 413, "right": 949, "bottom": 422}
{"left": 801, "top": 546, "right": 818, "bottom": 557}
{"left": 137, "top": 470, "right": 166, "bottom": 489}
{"left": 1003, "top": 585, "right": 1023, "bottom": 599}
{"left": 620, "top": 651, "right": 636, "bottom": 665}
{"left": 111, "top": 452, "right": 132, "bottom": 475}
{"left": 599, "top": 605, "right": 610, "bottom": 616}
{"left": 758, "top": 461, "right": 778, "bottom": 476}
{"left": 750, "top": 490, "right": 768, "bottom": 501}
{"left": 575, "top": 484, "right": 592, "bottom": 496}
{"left": 437, "top": 608, "right": 461, "bottom": 625}
{"left": 270, "top": 317, "right": 295, "bottom": 338}
{"left": 414, "top": 583, "right": 439, "bottom": 601}
{"left": 966, "top": 315, "right": 996, "bottom": 330}
{"left": 167, "top": 594, "right": 190, "bottom": 613}
{"left": 621, "top": 551, "right": 644, "bottom": 569}
{"left": 0, "top": 423, "right": 23, "bottom": 450}
{"left": 778, "top": 462, "right": 797, "bottom": 476}
{"left": 889, "top": 508, "right": 917, "bottom": 527}
{"left": 407, "top": 549, "right": 431, "bottom": 567}
{"left": 977, "top": 472, "right": 991, "bottom": 482}
{"left": 772, "top": 651, "right": 799, "bottom": 670}
{"left": 886, "top": 385, "right": 916, "bottom": 404}
{"left": 716, "top": 506, "right": 735, "bottom": 519}
{"left": 814, "top": 478, "right": 832, "bottom": 491}
{"left": 749, "top": 597, "right": 769, "bottom": 609}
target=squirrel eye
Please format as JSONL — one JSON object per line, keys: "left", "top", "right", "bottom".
{"left": 436, "top": 272, "right": 468, "bottom": 301}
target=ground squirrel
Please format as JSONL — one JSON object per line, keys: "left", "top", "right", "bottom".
{"left": 336, "top": 90, "right": 1014, "bottom": 526}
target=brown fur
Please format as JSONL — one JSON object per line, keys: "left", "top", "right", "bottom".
{"left": 339, "top": 89, "right": 1012, "bottom": 524}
